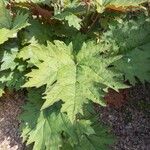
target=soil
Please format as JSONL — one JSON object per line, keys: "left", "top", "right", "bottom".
{"left": 0, "top": 83, "right": 149, "bottom": 150}
{"left": 0, "top": 91, "right": 25, "bottom": 150}
{"left": 95, "top": 83, "right": 150, "bottom": 150}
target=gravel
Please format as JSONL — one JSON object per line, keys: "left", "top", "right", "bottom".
{"left": 0, "top": 91, "right": 25, "bottom": 150}
{"left": 95, "top": 83, "right": 150, "bottom": 150}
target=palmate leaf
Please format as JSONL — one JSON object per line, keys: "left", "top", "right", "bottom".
{"left": 0, "top": 0, "right": 29, "bottom": 44}
{"left": 114, "top": 43, "right": 150, "bottom": 85}
{"left": 19, "top": 40, "right": 127, "bottom": 122}
{"left": 62, "top": 103, "right": 115, "bottom": 150}
{"left": 0, "top": 0, "right": 12, "bottom": 29}
{"left": 0, "top": 69, "right": 26, "bottom": 94}
{"left": 54, "top": 12, "right": 82, "bottom": 30}
{"left": 0, "top": 41, "right": 27, "bottom": 91}
{"left": 1, "top": 47, "right": 19, "bottom": 71}
{"left": 102, "top": 16, "right": 150, "bottom": 84}
{"left": 102, "top": 17, "right": 150, "bottom": 54}
{"left": 21, "top": 19, "right": 52, "bottom": 44}
{"left": 26, "top": 110, "right": 65, "bottom": 150}
{"left": 20, "top": 89, "right": 65, "bottom": 150}
{"left": 0, "top": 28, "right": 16, "bottom": 45}
{"left": 63, "top": 121, "right": 114, "bottom": 150}
{"left": 21, "top": 89, "right": 114, "bottom": 150}
{"left": 0, "top": 69, "right": 26, "bottom": 91}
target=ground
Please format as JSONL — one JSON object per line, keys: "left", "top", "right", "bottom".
{"left": 0, "top": 91, "right": 25, "bottom": 150}
{"left": 0, "top": 83, "right": 150, "bottom": 150}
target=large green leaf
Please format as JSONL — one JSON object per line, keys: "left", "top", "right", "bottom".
{"left": 19, "top": 40, "right": 127, "bottom": 121}
{"left": 21, "top": 89, "right": 115, "bottom": 150}
{"left": 60, "top": 102, "right": 115, "bottom": 150}
{"left": 0, "top": 1, "right": 29, "bottom": 44}
{"left": 102, "top": 17, "right": 150, "bottom": 54}
{"left": 0, "top": 41, "right": 27, "bottom": 91}
{"left": 101, "top": 16, "right": 150, "bottom": 84}
{"left": 21, "top": 19, "right": 52, "bottom": 44}
{"left": 54, "top": 12, "right": 82, "bottom": 30}
{"left": 0, "top": 47, "right": 19, "bottom": 71}
{"left": 115, "top": 43, "right": 150, "bottom": 85}
{"left": 0, "top": 28, "right": 16, "bottom": 45}
{"left": 0, "top": 0, "right": 12, "bottom": 29}
{"left": 20, "top": 89, "right": 65, "bottom": 150}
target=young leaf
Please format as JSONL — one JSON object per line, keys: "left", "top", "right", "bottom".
{"left": 1, "top": 47, "right": 19, "bottom": 71}
{"left": 54, "top": 12, "right": 82, "bottom": 30}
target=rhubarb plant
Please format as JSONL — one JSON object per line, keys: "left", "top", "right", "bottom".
{"left": 0, "top": 0, "right": 149, "bottom": 149}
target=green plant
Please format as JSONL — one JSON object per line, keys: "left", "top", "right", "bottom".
{"left": 0, "top": 0, "right": 150, "bottom": 149}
